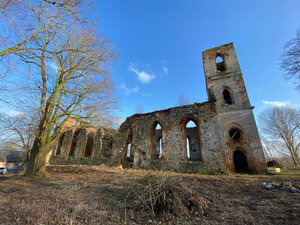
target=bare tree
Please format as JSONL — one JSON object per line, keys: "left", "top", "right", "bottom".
{"left": 0, "top": 0, "right": 88, "bottom": 104}
{"left": 260, "top": 138, "right": 275, "bottom": 161}
{"left": 281, "top": 29, "right": 300, "bottom": 91}
{"left": 0, "top": 1, "right": 118, "bottom": 176}
{"left": 259, "top": 107, "right": 300, "bottom": 167}
{"left": 0, "top": 111, "right": 38, "bottom": 161}
{"left": 178, "top": 93, "right": 189, "bottom": 106}
{"left": 0, "top": 0, "right": 87, "bottom": 57}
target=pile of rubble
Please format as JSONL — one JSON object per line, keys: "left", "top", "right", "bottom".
{"left": 261, "top": 181, "right": 300, "bottom": 193}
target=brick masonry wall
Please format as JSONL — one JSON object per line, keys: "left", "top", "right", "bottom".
{"left": 50, "top": 126, "right": 117, "bottom": 166}
{"left": 116, "top": 102, "right": 228, "bottom": 172}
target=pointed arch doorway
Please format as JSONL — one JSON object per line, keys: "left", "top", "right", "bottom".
{"left": 233, "top": 150, "right": 249, "bottom": 173}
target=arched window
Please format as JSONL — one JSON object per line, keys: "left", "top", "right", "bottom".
{"left": 184, "top": 119, "right": 201, "bottom": 161}
{"left": 125, "top": 128, "right": 134, "bottom": 162}
{"left": 186, "top": 137, "right": 190, "bottom": 159}
{"left": 104, "top": 141, "right": 113, "bottom": 157}
{"left": 158, "top": 137, "right": 162, "bottom": 158}
{"left": 126, "top": 143, "right": 132, "bottom": 158}
{"left": 83, "top": 132, "right": 95, "bottom": 157}
{"left": 229, "top": 128, "right": 242, "bottom": 140}
{"left": 68, "top": 129, "right": 80, "bottom": 157}
{"left": 215, "top": 54, "right": 225, "bottom": 72}
{"left": 223, "top": 89, "right": 233, "bottom": 105}
{"left": 55, "top": 133, "right": 65, "bottom": 156}
{"left": 150, "top": 122, "right": 163, "bottom": 159}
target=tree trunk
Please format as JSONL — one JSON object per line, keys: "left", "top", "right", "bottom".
{"left": 24, "top": 137, "right": 50, "bottom": 176}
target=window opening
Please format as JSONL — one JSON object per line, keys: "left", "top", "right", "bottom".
{"left": 186, "top": 137, "right": 190, "bottom": 159}
{"left": 55, "top": 133, "right": 65, "bottom": 156}
{"left": 229, "top": 128, "right": 241, "bottom": 140}
{"left": 215, "top": 56, "right": 223, "bottom": 63}
{"left": 215, "top": 55, "right": 225, "bottom": 72}
{"left": 125, "top": 128, "right": 134, "bottom": 162}
{"left": 83, "top": 132, "right": 95, "bottom": 157}
{"left": 126, "top": 143, "right": 131, "bottom": 158}
{"left": 105, "top": 141, "right": 113, "bottom": 157}
{"left": 223, "top": 89, "right": 232, "bottom": 105}
{"left": 158, "top": 137, "right": 162, "bottom": 158}
{"left": 69, "top": 129, "right": 80, "bottom": 157}
{"left": 186, "top": 120, "right": 197, "bottom": 128}
{"left": 185, "top": 119, "right": 201, "bottom": 161}
{"left": 151, "top": 122, "right": 162, "bottom": 159}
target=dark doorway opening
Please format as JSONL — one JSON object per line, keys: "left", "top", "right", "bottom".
{"left": 233, "top": 150, "right": 248, "bottom": 173}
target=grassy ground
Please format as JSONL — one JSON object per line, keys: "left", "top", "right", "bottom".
{"left": 0, "top": 165, "right": 299, "bottom": 225}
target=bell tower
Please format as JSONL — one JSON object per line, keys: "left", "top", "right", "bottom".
{"left": 202, "top": 43, "right": 266, "bottom": 173}
{"left": 202, "top": 43, "right": 251, "bottom": 110}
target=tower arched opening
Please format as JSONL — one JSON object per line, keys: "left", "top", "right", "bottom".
{"left": 223, "top": 89, "right": 233, "bottom": 105}
{"left": 215, "top": 54, "right": 225, "bottom": 72}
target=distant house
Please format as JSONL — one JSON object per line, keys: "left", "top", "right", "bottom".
{"left": 0, "top": 150, "right": 25, "bottom": 169}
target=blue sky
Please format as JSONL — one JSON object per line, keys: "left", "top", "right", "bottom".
{"left": 91, "top": 0, "right": 300, "bottom": 122}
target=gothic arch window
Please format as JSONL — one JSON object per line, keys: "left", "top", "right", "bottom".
{"left": 223, "top": 89, "right": 233, "bottom": 105}
{"left": 186, "top": 137, "right": 191, "bottom": 159}
{"left": 55, "top": 133, "right": 65, "bottom": 156}
{"left": 125, "top": 127, "right": 134, "bottom": 162}
{"left": 104, "top": 141, "right": 113, "bottom": 157}
{"left": 150, "top": 121, "right": 163, "bottom": 159}
{"left": 215, "top": 54, "right": 225, "bottom": 72}
{"left": 82, "top": 132, "right": 95, "bottom": 157}
{"left": 68, "top": 129, "right": 80, "bottom": 157}
{"left": 229, "top": 128, "right": 242, "bottom": 140}
{"left": 182, "top": 118, "right": 202, "bottom": 161}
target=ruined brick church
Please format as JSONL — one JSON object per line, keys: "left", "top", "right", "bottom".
{"left": 50, "top": 43, "right": 266, "bottom": 173}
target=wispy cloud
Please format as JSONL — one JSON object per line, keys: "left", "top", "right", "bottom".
{"left": 160, "top": 60, "right": 168, "bottom": 75}
{"left": 262, "top": 100, "right": 290, "bottom": 107}
{"left": 120, "top": 83, "right": 139, "bottom": 95}
{"left": 0, "top": 108, "right": 24, "bottom": 117}
{"left": 141, "top": 92, "right": 152, "bottom": 97}
{"left": 163, "top": 66, "right": 168, "bottom": 75}
{"left": 47, "top": 61, "right": 58, "bottom": 71}
{"left": 129, "top": 63, "right": 155, "bottom": 84}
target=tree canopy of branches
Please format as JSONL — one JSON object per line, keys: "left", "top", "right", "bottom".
{"left": 0, "top": 0, "right": 118, "bottom": 176}
{"left": 259, "top": 106, "right": 300, "bottom": 167}
{"left": 0, "top": 112, "right": 37, "bottom": 161}
{"left": 281, "top": 29, "right": 300, "bottom": 91}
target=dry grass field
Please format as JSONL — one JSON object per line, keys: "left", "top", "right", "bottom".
{"left": 0, "top": 165, "right": 299, "bottom": 225}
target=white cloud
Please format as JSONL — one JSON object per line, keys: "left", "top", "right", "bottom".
{"left": 0, "top": 108, "right": 25, "bottom": 117}
{"left": 262, "top": 100, "right": 290, "bottom": 107}
{"left": 129, "top": 63, "right": 155, "bottom": 84}
{"left": 120, "top": 83, "right": 139, "bottom": 95}
{"left": 160, "top": 60, "right": 168, "bottom": 75}
{"left": 141, "top": 93, "right": 152, "bottom": 97}
{"left": 47, "top": 61, "right": 58, "bottom": 71}
{"left": 162, "top": 66, "right": 168, "bottom": 75}
{"left": 8, "top": 110, "right": 24, "bottom": 116}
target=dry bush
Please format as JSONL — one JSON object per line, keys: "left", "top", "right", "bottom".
{"left": 120, "top": 173, "right": 209, "bottom": 217}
